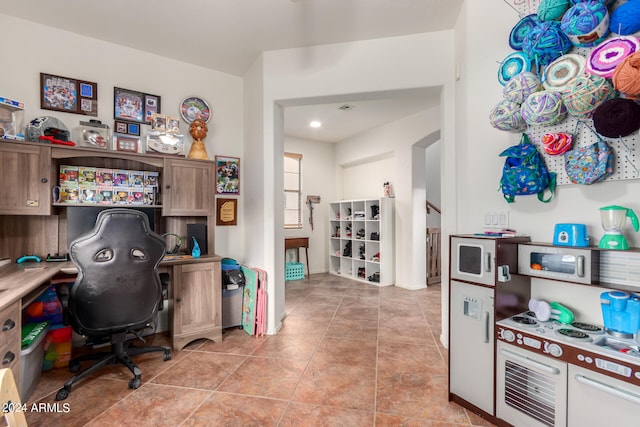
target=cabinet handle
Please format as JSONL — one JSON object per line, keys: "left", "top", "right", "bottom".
{"left": 2, "top": 319, "right": 15, "bottom": 331}
{"left": 2, "top": 351, "right": 15, "bottom": 365}
{"left": 165, "top": 185, "right": 171, "bottom": 189}
{"left": 41, "top": 177, "right": 48, "bottom": 183}
{"left": 176, "top": 297, "right": 182, "bottom": 303}
{"left": 575, "top": 374, "right": 640, "bottom": 405}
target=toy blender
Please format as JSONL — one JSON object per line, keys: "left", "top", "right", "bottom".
{"left": 599, "top": 205, "right": 639, "bottom": 250}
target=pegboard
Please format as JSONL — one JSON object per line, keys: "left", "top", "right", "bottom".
{"left": 501, "top": 0, "right": 640, "bottom": 186}
{"left": 526, "top": 119, "right": 640, "bottom": 186}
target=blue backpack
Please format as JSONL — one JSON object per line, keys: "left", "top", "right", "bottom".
{"left": 499, "top": 133, "right": 556, "bottom": 203}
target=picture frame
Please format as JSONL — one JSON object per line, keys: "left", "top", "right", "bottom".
{"left": 114, "top": 87, "right": 161, "bottom": 124}
{"left": 144, "top": 94, "right": 160, "bottom": 124}
{"left": 114, "top": 87, "right": 144, "bottom": 123}
{"left": 113, "top": 134, "right": 142, "bottom": 153}
{"left": 215, "top": 156, "right": 240, "bottom": 195}
{"left": 114, "top": 120, "right": 141, "bottom": 136}
{"left": 41, "top": 73, "right": 98, "bottom": 116}
{"left": 216, "top": 197, "right": 238, "bottom": 226}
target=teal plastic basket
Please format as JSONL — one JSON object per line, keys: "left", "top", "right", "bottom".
{"left": 285, "top": 262, "right": 305, "bottom": 281}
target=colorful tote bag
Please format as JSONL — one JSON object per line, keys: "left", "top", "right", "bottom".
{"left": 564, "top": 136, "right": 613, "bottom": 185}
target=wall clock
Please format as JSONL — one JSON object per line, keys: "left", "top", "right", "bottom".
{"left": 179, "top": 96, "right": 211, "bottom": 124}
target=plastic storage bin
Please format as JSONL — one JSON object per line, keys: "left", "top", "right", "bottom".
{"left": 42, "top": 325, "right": 72, "bottom": 370}
{"left": 20, "top": 321, "right": 50, "bottom": 402}
{"left": 285, "top": 262, "right": 305, "bottom": 281}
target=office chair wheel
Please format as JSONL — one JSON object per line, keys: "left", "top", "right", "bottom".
{"left": 129, "top": 377, "right": 142, "bottom": 389}
{"left": 69, "top": 360, "right": 81, "bottom": 373}
{"left": 163, "top": 350, "right": 171, "bottom": 361}
{"left": 55, "top": 388, "right": 69, "bottom": 401}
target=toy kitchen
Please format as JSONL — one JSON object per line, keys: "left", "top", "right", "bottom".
{"left": 449, "top": 232, "right": 640, "bottom": 427}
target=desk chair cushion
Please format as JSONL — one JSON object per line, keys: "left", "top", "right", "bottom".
{"left": 68, "top": 208, "right": 166, "bottom": 337}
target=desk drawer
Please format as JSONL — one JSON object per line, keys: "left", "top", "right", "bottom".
{"left": 0, "top": 302, "right": 20, "bottom": 348}
{"left": 0, "top": 302, "right": 20, "bottom": 383}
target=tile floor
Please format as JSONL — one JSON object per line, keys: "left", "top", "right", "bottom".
{"left": 24, "top": 273, "right": 495, "bottom": 426}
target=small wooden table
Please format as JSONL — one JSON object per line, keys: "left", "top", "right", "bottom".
{"left": 285, "top": 237, "right": 309, "bottom": 277}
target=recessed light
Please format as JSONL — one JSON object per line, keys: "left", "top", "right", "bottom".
{"left": 309, "top": 121, "right": 322, "bottom": 128}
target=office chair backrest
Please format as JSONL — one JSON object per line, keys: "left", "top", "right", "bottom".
{"left": 68, "top": 208, "right": 166, "bottom": 336}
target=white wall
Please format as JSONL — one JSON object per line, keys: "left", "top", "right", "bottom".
{"left": 336, "top": 108, "right": 441, "bottom": 289}
{"left": 425, "top": 141, "right": 442, "bottom": 229}
{"left": 0, "top": 13, "right": 244, "bottom": 260}
{"left": 245, "top": 32, "right": 457, "bottom": 334}
{"left": 454, "top": 1, "right": 640, "bottom": 330}
{"left": 340, "top": 156, "right": 394, "bottom": 201}
{"left": 283, "top": 136, "right": 337, "bottom": 274}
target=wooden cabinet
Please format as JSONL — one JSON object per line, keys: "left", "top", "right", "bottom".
{"left": 0, "top": 302, "right": 21, "bottom": 387}
{"left": 170, "top": 259, "right": 222, "bottom": 351}
{"left": 162, "top": 158, "right": 214, "bottom": 216}
{"left": 0, "top": 144, "right": 51, "bottom": 215}
{"left": 328, "top": 198, "right": 395, "bottom": 285}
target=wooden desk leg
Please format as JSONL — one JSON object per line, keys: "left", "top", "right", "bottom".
{"left": 304, "top": 247, "right": 309, "bottom": 278}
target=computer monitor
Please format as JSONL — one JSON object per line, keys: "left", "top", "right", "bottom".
{"left": 66, "top": 206, "right": 156, "bottom": 246}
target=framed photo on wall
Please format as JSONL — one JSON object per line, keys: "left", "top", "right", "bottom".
{"left": 40, "top": 73, "right": 98, "bottom": 116}
{"left": 114, "top": 87, "right": 144, "bottom": 123}
{"left": 114, "top": 87, "right": 161, "bottom": 124}
{"left": 216, "top": 197, "right": 238, "bottom": 226}
{"left": 144, "top": 94, "right": 160, "bottom": 124}
{"left": 215, "top": 156, "right": 240, "bottom": 195}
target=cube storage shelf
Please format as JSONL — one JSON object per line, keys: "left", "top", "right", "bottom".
{"left": 329, "top": 198, "right": 395, "bottom": 286}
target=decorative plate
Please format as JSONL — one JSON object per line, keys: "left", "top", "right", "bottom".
{"left": 179, "top": 97, "right": 211, "bottom": 123}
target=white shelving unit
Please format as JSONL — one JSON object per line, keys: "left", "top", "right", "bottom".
{"left": 328, "top": 198, "right": 395, "bottom": 286}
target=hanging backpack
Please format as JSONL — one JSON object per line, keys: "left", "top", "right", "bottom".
{"left": 499, "top": 133, "right": 556, "bottom": 203}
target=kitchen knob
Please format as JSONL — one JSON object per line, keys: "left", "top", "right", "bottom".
{"left": 547, "top": 343, "right": 562, "bottom": 357}
{"left": 502, "top": 329, "right": 515, "bottom": 342}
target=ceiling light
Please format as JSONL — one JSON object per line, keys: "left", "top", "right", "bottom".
{"left": 309, "top": 121, "right": 322, "bottom": 128}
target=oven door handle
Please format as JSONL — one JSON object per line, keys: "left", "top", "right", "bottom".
{"left": 499, "top": 348, "right": 561, "bottom": 374}
{"left": 575, "top": 374, "right": 640, "bottom": 405}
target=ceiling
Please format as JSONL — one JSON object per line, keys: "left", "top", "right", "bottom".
{"left": 0, "top": 0, "right": 462, "bottom": 142}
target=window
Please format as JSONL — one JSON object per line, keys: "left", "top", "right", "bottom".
{"left": 284, "top": 152, "right": 302, "bottom": 229}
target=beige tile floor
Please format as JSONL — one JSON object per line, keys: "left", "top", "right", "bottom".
{"left": 24, "top": 273, "right": 495, "bottom": 426}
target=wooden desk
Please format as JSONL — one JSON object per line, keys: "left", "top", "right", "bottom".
{"left": 0, "top": 255, "right": 222, "bottom": 397}
{"left": 285, "top": 237, "right": 309, "bottom": 277}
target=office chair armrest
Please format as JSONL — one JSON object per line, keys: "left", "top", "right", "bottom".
{"left": 159, "top": 273, "right": 169, "bottom": 311}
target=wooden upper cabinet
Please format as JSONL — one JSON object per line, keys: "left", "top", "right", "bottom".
{"left": 0, "top": 144, "right": 51, "bottom": 215}
{"left": 162, "top": 158, "right": 214, "bottom": 216}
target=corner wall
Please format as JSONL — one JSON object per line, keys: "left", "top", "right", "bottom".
{"left": 243, "top": 31, "right": 457, "bottom": 334}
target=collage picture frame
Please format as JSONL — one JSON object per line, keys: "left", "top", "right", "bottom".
{"left": 40, "top": 73, "right": 98, "bottom": 116}
{"left": 114, "top": 87, "right": 161, "bottom": 125}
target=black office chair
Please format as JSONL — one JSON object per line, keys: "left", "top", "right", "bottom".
{"left": 55, "top": 208, "right": 171, "bottom": 401}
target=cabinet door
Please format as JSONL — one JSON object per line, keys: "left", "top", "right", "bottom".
{"left": 0, "top": 144, "right": 51, "bottom": 215}
{"left": 162, "top": 158, "right": 213, "bottom": 216}
{"left": 171, "top": 261, "right": 222, "bottom": 350}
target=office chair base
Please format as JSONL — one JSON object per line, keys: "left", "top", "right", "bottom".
{"left": 55, "top": 340, "right": 171, "bottom": 401}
